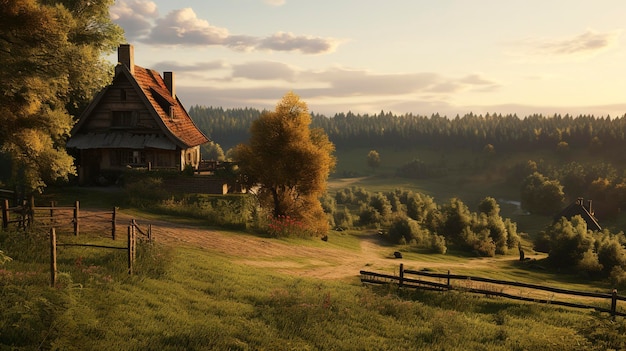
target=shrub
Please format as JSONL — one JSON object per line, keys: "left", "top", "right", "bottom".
{"left": 597, "top": 238, "right": 626, "bottom": 274}
{"left": 358, "top": 205, "right": 381, "bottom": 227}
{"left": 388, "top": 216, "right": 420, "bottom": 244}
{"left": 267, "top": 215, "right": 308, "bottom": 238}
{"left": 576, "top": 250, "right": 603, "bottom": 277}
{"left": 430, "top": 235, "right": 447, "bottom": 254}
{"left": 333, "top": 207, "right": 354, "bottom": 229}
{"left": 544, "top": 216, "right": 593, "bottom": 269}
{"left": 610, "top": 266, "right": 626, "bottom": 289}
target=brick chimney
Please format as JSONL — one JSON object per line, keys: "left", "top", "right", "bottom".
{"left": 118, "top": 44, "right": 134, "bottom": 75}
{"left": 164, "top": 72, "right": 175, "bottom": 98}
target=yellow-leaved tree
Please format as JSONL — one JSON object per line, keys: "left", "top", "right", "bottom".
{"left": 234, "top": 92, "right": 336, "bottom": 236}
{"left": 0, "top": 0, "right": 123, "bottom": 191}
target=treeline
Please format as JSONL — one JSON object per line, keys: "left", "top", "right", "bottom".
{"left": 189, "top": 106, "right": 626, "bottom": 153}
{"left": 188, "top": 106, "right": 261, "bottom": 150}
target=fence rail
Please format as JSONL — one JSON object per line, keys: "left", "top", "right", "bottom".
{"left": 50, "top": 226, "right": 137, "bottom": 286}
{"left": 361, "top": 264, "right": 626, "bottom": 317}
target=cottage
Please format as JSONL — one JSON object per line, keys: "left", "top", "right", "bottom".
{"left": 67, "top": 44, "right": 209, "bottom": 184}
{"left": 555, "top": 197, "right": 602, "bottom": 231}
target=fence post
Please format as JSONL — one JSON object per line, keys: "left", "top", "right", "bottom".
{"left": 447, "top": 270, "right": 451, "bottom": 289}
{"left": 148, "top": 224, "right": 152, "bottom": 242}
{"left": 28, "top": 194, "right": 34, "bottom": 227}
{"left": 399, "top": 263, "right": 404, "bottom": 288}
{"left": 73, "top": 200, "right": 79, "bottom": 236}
{"left": 612, "top": 289, "right": 618, "bottom": 318}
{"left": 131, "top": 227, "right": 137, "bottom": 265}
{"left": 112, "top": 207, "right": 116, "bottom": 240}
{"left": 2, "top": 199, "right": 8, "bottom": 229}
{"left": 50, "top": 201, "right": 55, "bottom": 225}
{"left": 127, "top": 225, "right": 134, "bottom": 275}
{"left": 50, "top": 228, "right": 57, "bottom": 287}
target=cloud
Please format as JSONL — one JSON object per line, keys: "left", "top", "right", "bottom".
{"left": 232, "top": 61, "right": 297, "bottom": 81}
{"left": 257, "top": 32, "right": 339, "bottom": 54}
{"left": 512, "top": 29, "right": 620, "bottom": 60}
{"left": 298, "top": 68, "right": 498, "bottom": 96}
{"left": 110, "top": 0, "right": 159, "bottom": 39}
{"left": 538, "top": 30, "right": 619, "bottom": 55}
{"left": 111, "top": 0, "right": 338, "bottom": 54}
{"left": 151, "top": 60, "right": 228, "bottom": 73}
{"left": 145, "top": 8, "right": 230, "bottom": 45}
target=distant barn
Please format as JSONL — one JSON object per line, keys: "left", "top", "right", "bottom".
{"left": 554, "top": 197, "right": 601, "bottom": 231}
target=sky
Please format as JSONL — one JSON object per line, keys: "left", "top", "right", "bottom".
{"left": 109, "top": 0, "right": 626, "bottom": 117}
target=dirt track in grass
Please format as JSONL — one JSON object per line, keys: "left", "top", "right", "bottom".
{"left": 74, "top": 207, "right": 609, "bottom": 309}
{"left": 105, "top": 209, "right": 542, "bottom": 282}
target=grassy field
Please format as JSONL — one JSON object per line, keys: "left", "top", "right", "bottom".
{"left": 2, "top": 226, "right": 625, "bottom": 350}
{"left": 3, "top": 145, "right": 626, "bottom": 349}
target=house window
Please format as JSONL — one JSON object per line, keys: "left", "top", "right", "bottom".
{"left": 112, "top": 111, "right": 134, "bottom": 127}
{"left": 112, "top": 150, "right": 145, "bottom": 166}
{"left": 120, "top": 89, "right": 127, "bottom": 101}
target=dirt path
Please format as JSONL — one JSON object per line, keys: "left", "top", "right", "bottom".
{"left": 79, "top": 208, "right": 614, "bottom": 313}
{"left": 116, "top": 210, "right": 396, "bottom": 280}
{"left": 108, "top": 210, "right": 538, "bottom": 282}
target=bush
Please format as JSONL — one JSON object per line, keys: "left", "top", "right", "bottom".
{"left": 333, "top": 207, "right": 354, "bottom": 229}
{"left": 576, "top": 250, "right": 603, "bottom": 277}
{"left": 267, "top": 215, "right": 308, "bottom": 238}
{"left": 597, "top": 238, "right": 626, "bottom": 274}
{"left": 431, "top": 235, "right": 447, "bottom": 254}
{"left": 610, "top": 266, "right": 626, "bottom": 289}
{"left": 358, "top": 205, "right": 381, "bottom": 227}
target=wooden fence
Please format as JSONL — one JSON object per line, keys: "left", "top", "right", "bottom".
{"left": 2, "top": 198, "right": 119, "bottom": 237}
{"left": 1, "top": 197, "right": 156, "bottom": 286}
{"left": 0, "top": 188, "right": 18, "bottom": 206}
{"left": 50, "top": 225, "right": 138, "bottom": 287}
{"left": 361, "top": 264, "right": 626, "bottom": 317}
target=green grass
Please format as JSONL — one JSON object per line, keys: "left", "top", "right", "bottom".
{"left": 3, "top": 235, "right": 625, "bottom": 350}
{"left": 4, "top": 146, "right": 624, "bottom": 348}
{"left": 3, "top": 204, "right": 626, "bottom": 351}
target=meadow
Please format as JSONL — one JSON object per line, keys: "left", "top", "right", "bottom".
{"left": 2, "top": 145, "right": 626, "bottom": 350}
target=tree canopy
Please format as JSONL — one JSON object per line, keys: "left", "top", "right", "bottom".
{"left": 0, "top": 0, "right": 123, "bottom": 190}
{"left": 367, "top": 150, "right": 381, "bottom": 172}
{"left": 234, "top": 92, "right": 336, "bottom": 236}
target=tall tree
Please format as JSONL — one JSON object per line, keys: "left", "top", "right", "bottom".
{"left": 234, "top": 92, "right": 336, "bottom": 235}
{"left": 0, "top": 0, "right": 123, "bottom": 191}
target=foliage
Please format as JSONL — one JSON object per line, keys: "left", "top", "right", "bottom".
{"left": 124, "top": 174, "right": 257, "bottom": 229}
{"left": 536, "top": 216, "right": 626, "bottom": 276}
{"left": 520, "top": 172, "right": 564, "bottom": 215}
{"left": 202, "top": 141, "right": 226, "bottom": 161}
{"left": 0, "top": 0, "right": 123, "bottom": 191}
{"left": 234, "top": 92, "right": 336, "bottom": 236}
{"left": 332, "top": 186, "right": 518, "bottom": 257}
{"left": 266, "top": 215, "right": 307, "bottom": 237}
{"left": 542, "top": 216, "right": 593, "bottom": 269}
{"left": 366, "top": 149, "right": 381, "bottom": 172}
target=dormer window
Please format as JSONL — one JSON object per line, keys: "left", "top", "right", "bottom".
{"left": 169, "top": 106, "right": 176, "bottom": 119}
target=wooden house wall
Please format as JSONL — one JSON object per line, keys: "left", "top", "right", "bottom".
{"left": 83, "top": 77, "right": 161, "bottom": 133}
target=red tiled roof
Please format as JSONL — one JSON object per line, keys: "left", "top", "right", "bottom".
{"left": 132, "top": 66, "right": 209, "bottom": 148}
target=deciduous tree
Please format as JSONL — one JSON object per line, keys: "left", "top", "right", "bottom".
{"left": 367, "top": 150, "right": 380, "bottom": 172}
{"left": 0, "top": 0, "right": 122, "bottom": 191}
{"left": 234, "top": 92, "right": 336, "bottom": 235}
